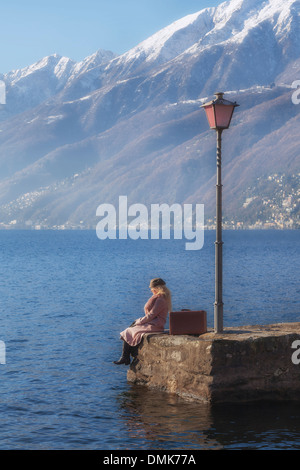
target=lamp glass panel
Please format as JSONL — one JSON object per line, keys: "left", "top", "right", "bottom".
{"left": 214, "top": 104, "right": 234, "bottom": 129}
{"left": 204, "top": 105, "right": 216, "bottom": 128}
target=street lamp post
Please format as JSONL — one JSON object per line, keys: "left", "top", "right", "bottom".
{"left": 201, "top": 92, "right": 239, "bottom": 333}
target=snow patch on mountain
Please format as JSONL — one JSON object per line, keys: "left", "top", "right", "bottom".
{"left": 4, "top": 49, "right": 116, "bottom": 88}
{"left": 112, "top": 0, "right": 299, "bottom": 69}
{"left": 72, "top": 49, "right": 116, "bottom": 77}
{"left": 45, "top": 115, "right": 65, "bottom": 125}
{"left": 5, "top": 54, "right": 74, "bottom": 85}
{"left": 112, "top": 9, "right": 215, "bottom": 67}
{"left": 0, "top": 49, "right": 116, "bottom": 121}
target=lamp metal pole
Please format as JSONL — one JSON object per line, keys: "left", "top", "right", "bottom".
{"left": 214, "top": 128, "right": 223, "bottom": 333}
{"left": 201, "top": 92, "right": 239, "bottom": 334}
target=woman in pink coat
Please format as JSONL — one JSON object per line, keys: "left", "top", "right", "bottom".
{"left": 114, "top": 278, "right": 172, "bottom": 365}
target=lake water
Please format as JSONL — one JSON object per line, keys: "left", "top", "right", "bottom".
{"left": 0, "top": 229, "right": 299, "bottom": 450}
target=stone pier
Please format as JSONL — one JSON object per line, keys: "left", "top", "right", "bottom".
{"left": 127, "top": 322, "right": 300, "bottom": 403}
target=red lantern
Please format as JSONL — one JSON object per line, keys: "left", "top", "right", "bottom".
{"left": 201, "top": 92, "right": 239, "bottom": 130}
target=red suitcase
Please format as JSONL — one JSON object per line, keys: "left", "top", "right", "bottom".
{"left": 169, "top": 310, "right": 207, "bottom": 335}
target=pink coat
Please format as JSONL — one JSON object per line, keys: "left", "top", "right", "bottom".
{"left": 120, "top": 294, "right": 168, "bottom": 346}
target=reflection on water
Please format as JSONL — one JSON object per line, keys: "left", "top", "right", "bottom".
{"left": 118, "top": 385, "right": 221, "bottom": 450}
{"left": 209, "top": 402, "right": 300, "bottom": 450}
{"left": 117, "top": 385, "right": 300, "bottom": 450}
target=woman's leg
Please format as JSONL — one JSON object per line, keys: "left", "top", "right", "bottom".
{"left": 129, "top": 344, "right": 138, "bottom": 358}
{"left": 113, "top": 339, "right": 131, "bottom": 365}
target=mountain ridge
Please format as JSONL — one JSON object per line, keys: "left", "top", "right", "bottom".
{"left": 0, "top": 0, "right": 299, "bottom": 229}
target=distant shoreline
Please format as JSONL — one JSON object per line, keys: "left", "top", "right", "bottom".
{"left": 0, "top": 227, "right": 298, "bottom": 231}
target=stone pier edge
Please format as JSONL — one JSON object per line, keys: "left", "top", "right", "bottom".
{"left": 127, "top": 322, "right": 300, "bottom": 403}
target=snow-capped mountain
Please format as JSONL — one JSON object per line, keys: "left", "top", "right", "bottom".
{"left": 64, "top": 0, "right": 300, "bottom": 100}
{"left": 0, "top": 0, "right": 299, "bottom": 229}
{"left": 0, "top": 49, "right": 115, "bottom": 120}
{"left": 115, "top": 0, "right": 298, "bottom": 65}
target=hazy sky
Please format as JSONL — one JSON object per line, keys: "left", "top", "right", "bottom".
{"left": 1, "top": 0, "right": 224, "bottom": 73}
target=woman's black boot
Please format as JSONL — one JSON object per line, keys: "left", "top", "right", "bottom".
{"left": 130, "top": 345, "right": 138, "bottom": 358}
{"left": 113, "top": 340, "right": 131, "bottom": 365}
